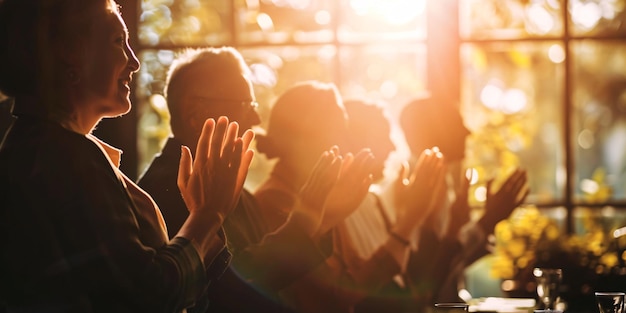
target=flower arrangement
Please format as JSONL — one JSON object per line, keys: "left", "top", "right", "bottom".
{"left": 490, "top": 205, "right": 623, "bottom": 280}
{"left": 487, "top": 195, "right": 626, "bottom": 311}
{"left": 490, "top": 206, "right": 559, "bottom": 279}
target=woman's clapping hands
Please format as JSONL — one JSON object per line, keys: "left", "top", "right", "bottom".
{"left": 178, "top": 116, "right": 255, "bottom": 225}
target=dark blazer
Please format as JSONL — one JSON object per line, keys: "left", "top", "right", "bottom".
{"left": 0, "top": 116, "right": 214, "bottom": 312}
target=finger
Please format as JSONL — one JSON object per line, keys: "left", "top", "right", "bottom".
{"left": 210, "top": 116, "right": 229, "bottom": 159}
{"left": 305, "top": 151, "right": 333, "bottom": 187}
{"left": 195, "top": 119, "right": 216, "bottom": 168}
{"left": 501, "top": 168, "right": 525, "bottom": 194}
{"left": 301, "top": 151, "right": 332, "bottom": 196}
{"left": 352, "top": 148, "right": 373, "bottom": 170}
{"left": 340, "top": 152, "right": 355, "bottom": 176}
{"left": 410, "top": 149, "right": 435, "bottom": 184}
{"left": 420, "top": 149, "right": 436, "bottom": 176}
{"left": 177, "top": 145, "right": 192, "bottom": 193}
{"left": 410, "top": 151, "right": 441, "bottom": 189}
{"left": 351, "top": 149, "right": 375, "bottom": 181}
{"left": 221, "top": 121, "right": 240, "bottom": 162}
{"left": 301, "top": 151, "right": 340, "bottom": 206}
{"left": 231, "top": 137, "right": 244, "bottom": 169}
{"left": 329, "top": 155, "right": 343, "bottom": 180}
{"left": 229, "top": 138, "right": 247, "bottom": 182}
{"left": 237, "top": 149, "right": 254, "bottom": 189}
{"left": 507, "top": 171, "right": 528, "bottom": 196}
{"left": 359, "top": 174, "right": 373, "bottom": 193}
{"left": 315, "top": 155, "right": 343, "bottom": 201}
{"left": 515, "top": 184, "right": 531, "bottom": 204}
{"left": 241, "top": 129, "right": 255, "bottom": 153}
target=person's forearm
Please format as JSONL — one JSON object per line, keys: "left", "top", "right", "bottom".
{"left": 177, "top": 211, "right": 225, "bottom": 266}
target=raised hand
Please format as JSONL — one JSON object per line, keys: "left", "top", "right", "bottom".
{"left": 479, "top": 168, "right": 529, "bottom": 234}
{"left": 393, "top": 148, "right": 447, "bottom": 237}
{"left": 292, "top": 146, "right": 343, "bottom": 237}
{"left": 177, "top": 116, "right": 255, "bottom": 225}
{"left": 317, "top": 148, "right": 375, "bottom": 236}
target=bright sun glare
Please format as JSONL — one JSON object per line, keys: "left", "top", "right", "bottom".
{"left": 350, "top": 0, "right": 426, "bottom": 25}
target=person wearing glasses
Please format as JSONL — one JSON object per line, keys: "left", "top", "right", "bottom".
{"left": 137, "top": 47, "right": 343, "bottom": 312}
{"left": 138, "top": 47, "right": 262, "bottom": 243}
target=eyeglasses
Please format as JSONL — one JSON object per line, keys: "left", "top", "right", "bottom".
{"left": 192, "top": 96, "right": 259, "bottom": 113}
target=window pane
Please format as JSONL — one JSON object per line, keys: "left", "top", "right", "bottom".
{"left": 568, "top": 0, "right": 626, "bottom": 37}
{"left": 139, "top": 0, "right": 231, "bottom": 47}
{"left": 239, "top": 45, "right": 337, "bottom": 109}
{"left": 573, "top": 206, "right": 626, "bottom": 236}
{"left": 461, "top": 42, "right": 565, "bottom": 206}
{"left": 136, "top": 49, "right": 175, "bottom": 175}
{"left": 337, "top": 0, "right": 427, "bottom": 43}
{"left": 571, "top": 41, "right": 626, "bottom": 203}
{"left": 459, "top": 0, "right": 564, "bottom": 39}
{"left": 339, "top": 44, "right": 427, "bottom": 114}
{"left": 235, "top": 0, "right": 335, "bottom": 44}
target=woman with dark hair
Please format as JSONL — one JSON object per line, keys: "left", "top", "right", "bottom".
{"left": 0, "top": 0, "right": 254, "bottom": 312}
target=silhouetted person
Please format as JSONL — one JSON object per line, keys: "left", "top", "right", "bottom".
{"left": 340, "top": 99, "right": 456, "bottom": 313}
{"left": 137, "top": 48, "right": 340, "bottom": 312}
{"left": 399, "top": 96, "right": 529, "bottom": 305}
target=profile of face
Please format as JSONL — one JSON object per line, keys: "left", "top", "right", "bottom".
{"left": 180, "top": 67, "right": 261, "bottom": 141}
{"left": 73, "top": 2, "right": 140, "bottom": 119}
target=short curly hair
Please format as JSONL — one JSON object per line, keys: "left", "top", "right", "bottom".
{"left": 164, "top": 47, "right": 251, "bottom": 137}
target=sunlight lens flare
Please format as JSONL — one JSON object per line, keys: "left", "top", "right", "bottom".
{"left": 548, "top": 44, "right": 565, "bottom": 64}
{"left": 349, "top": 0, "right": 425, "bottom": 25}
{"left": 526, "top": 4, "right": 555, "bottom": 35}
{"left": 256, "top": 13, "right": 274, "bottom": 31}
{"left": 480, "top": 82, "right": 528, "bottom": 114}
{"left": 570, "top": 1, "right": 602, "bottom": 30}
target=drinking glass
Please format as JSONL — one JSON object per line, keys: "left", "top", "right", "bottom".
{"left": 595, "top": 292, "right": 625, "bottom": 313}
{"left": 533, "top": 267, "right": 562, "bottom": 310}
{"left": 434, "top": 303, "right": 469, "bottom": 313}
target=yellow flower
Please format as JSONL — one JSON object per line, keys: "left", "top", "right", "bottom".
{"left": 599, "top": 253, "right": 618, "bottom": 268}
